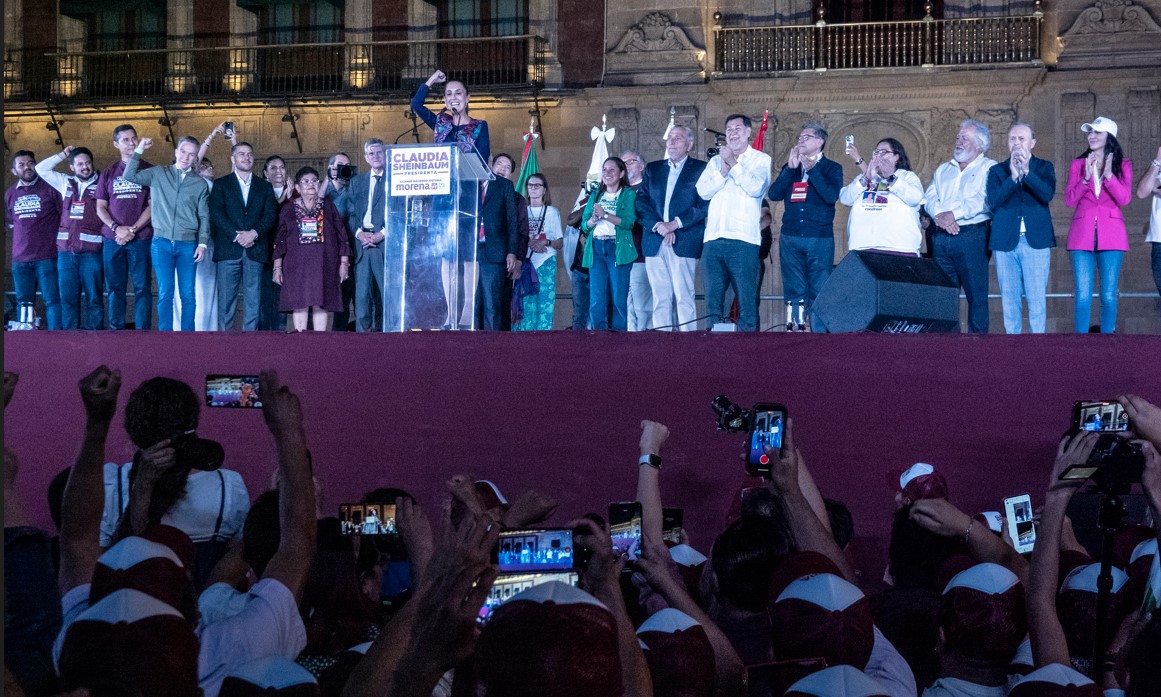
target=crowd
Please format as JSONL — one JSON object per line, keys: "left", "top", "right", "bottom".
{"left": 7, "top": 73, "right": 1161, "bottom": 333}
{"left": 4, "top": 366, "right": 1161, "bottom": 697}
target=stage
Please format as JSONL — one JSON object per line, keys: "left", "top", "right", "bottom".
{"left": 5, "top": 330, "right": 1161, "bottom": 579}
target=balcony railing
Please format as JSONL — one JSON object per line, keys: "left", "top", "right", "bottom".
{"left": 5, "top": 35, "right": 546, "bottom": 103}
{"left": 714, "top": 15, "right": 1042, "bottom": 75}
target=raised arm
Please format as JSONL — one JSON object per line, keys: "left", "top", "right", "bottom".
{"left": 909, "top": 497, "right": 1030, "bottom": 587}
{"left": 636, "top": 420, "right": 669, "bottom": 544}
{"left": 58, "top": 366, "right": 122, "bottom": 594}
{"left": 256, "top": 371, "right": 317, "bottom": 603}
{"left": 1137, "top": 148, "right": 1161, "bottom": 199}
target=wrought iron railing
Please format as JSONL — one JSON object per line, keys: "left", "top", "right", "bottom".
{"left": 714, "top": 14, "right": 1042, "bottom": 75}
{"left": 5, "top": 35, "right": 547, "bottom": 103}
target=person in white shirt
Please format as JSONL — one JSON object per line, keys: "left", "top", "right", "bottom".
{"left": 695, "top": 114, "right": 773, "bottom": 331}
{"left": 1136, "top": 144, "right": 1161, "bottom": 298}
{"left": 621, "top": 150, "right": 652, "bottom": 331}
{"left": 839, "top": 138, "right": 925, "bottom": 256}
{"left": 513, "top": 173, "right": 564, "bottom": 330}
{"left": 924, "top": 120, "right": 998, "bottom": 333}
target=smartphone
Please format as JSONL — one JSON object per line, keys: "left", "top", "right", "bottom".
{"left": 478, "top": 571, "right": 579, "bottom": 624}
{"left": 844, "top": 135, "right": 855, "bottom": 152}
{"left": 1072, "top": 400, "right": 1130, "bottom": 433}
{"left": 662, "top": 507, "right": 684, "bottom": 545}
{"left": 223, "top": 121, "right": 235, "bottom": 138}
{"left": 494, "top": 528, "right": 575, "bottom": 573}
{"left": 608, "top": 502, "right": 644, "bottom": 562}
{"left": 1003, "top": 494, "right": 1036, "bottom": 554}
{"left": 339, "top": 503, "right": 398, "bottom": 535}
{"left": 205, "top": 374, "right": 262, "bottom": 408}
{"left": 747, "top": 403, "right": 788, "bottom": 477}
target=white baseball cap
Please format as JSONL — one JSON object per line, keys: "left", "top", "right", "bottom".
{"left": 1080, "top": 117, "right": 1118, "bottom": 139}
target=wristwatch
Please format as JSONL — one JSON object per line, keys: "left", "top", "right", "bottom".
{"left": 638, "top": 453, "right": 661, "bottom": 470}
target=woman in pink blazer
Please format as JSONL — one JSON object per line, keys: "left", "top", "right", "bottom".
{"left": 1064, "top": 117, "right": 1133, "bottom": 333}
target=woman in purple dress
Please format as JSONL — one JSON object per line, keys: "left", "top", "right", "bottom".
{"left": 272, "top": 167, "right": 351, "bottom": 331}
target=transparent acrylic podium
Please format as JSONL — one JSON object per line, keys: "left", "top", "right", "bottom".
{"left": 382, "top": 144, "right": 494, "bottom": 332}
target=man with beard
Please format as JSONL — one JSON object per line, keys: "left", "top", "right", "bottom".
{"left": 6, "top": 151, "right": 63, "bottom": 329}
{"left": 925, "top": 120, "right": 997, "bottom": 333}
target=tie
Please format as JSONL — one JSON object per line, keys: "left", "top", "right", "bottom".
{"left": 478, "top": 182, "right": 488, "bottom": 243}
{"left": 370, "top": 174, "right": 385, "bottom": 230}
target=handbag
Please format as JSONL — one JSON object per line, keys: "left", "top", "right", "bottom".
{"left": 510, "top": 259, "right": 540, "bottom": 325}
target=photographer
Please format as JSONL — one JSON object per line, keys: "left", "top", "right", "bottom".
{"left": 323, "top": 153, "right": 353, "bottom": 201}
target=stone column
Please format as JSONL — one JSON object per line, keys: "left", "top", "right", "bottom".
{"left": 4, "top": 0, "right": 23, "bottom": 99}
{"left": 404, "top": 0, "right": 438, "bottom": 81}
{"left": 528, "top": 0, "right": 562, "bottom": 87}
{"left": 54, "top": 14, "right": 85, "bottom": 97}
{"left": 345, "top": 0, "right": 375, "bottom": 89}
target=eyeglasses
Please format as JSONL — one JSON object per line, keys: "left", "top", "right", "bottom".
{"left": 298, "top": 178, "right": 321, "bottom": 185}
{"left": 797, "top": 134, "right": 821, "bottom": 141}
{"left": 872, "top": 149, "right": 897, "bottom": 157}
{"left": 623, "top": 159, "right": 642, "bottom": 165}
{"left": 526, "top": 183, "right": 545, "bottom": 188}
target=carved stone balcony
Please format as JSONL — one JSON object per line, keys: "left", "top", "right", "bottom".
{"left": 713, "top": 14, "right": 1043, "bottom": 75}
{"left": 5, "top": 35, "right": 547, "bottom": 105}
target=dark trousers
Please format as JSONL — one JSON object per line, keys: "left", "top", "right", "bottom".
{"left": 355, "top": 245, "right": 385, "bottom": 332}
{"left": 478, "top": 260, "right": 508, "bottom": 330}
{"left": 333, "top": 274, "right": 356, "bottom": 331}
{"left": 258, "top": 270, "right": 283, "bottom": 331}
{"left": 103, "top": 238, "right": 152, "bottom": 330}
{"left": 58, "top": 251, "right": 105, "bottom": 330}
{"left": 216, "top": 255, "right": 265, "bottom": 331}
{"left": 1152, "top": 243, "right": 1161, "bottom": 298}
{"left": 779, "top": 234, "right": 834, "bottom": 312}
{"left": 570, "top": 268, "right": 591, "bottom": 330}
{"left": 933, "top": 222, "right": 990, "bottom": 333}
{"left": 11, "top": 258, "right": 62, "bottom": 329}
{"left": 703, "top": 238, "right": 760, "bottom": 331}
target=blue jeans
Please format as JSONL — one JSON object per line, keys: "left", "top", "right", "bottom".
{"left": 703, "top": 238, "right": 760, "bottom": 331}
{"left": 103, "top": 238, "right": 152, "bottom": 330}
{"left": 779, "top": 234, "right": 834, "bottom": 313}
{"left": 1070, "top": 249, "right": 1123, "bottom": 333}
{"left": 57, "top": 251, "right": 104, "bottom": 330}
{"left": 11, "top": 258, "right": 61, "bottom": 330}
{"left": 932, "top": 224, "right": 990, "bottom": 333}
{"left": 587, "top": 238, "right": 631, "bottom": 331}
{"left": 152, "top": 238, "right": 197, "bottom": 331}
{"left": 570, "top": 267, "right": 590, "bottom": 330}
{"left": 994, "top": 236, "right": 1050, "bottom": 334}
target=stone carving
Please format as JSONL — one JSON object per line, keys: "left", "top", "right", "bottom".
{"left": 610, "top": 12, "right": 703, "bottom": 54}
{"left": 1062, "top": 0, "right": 1161, "bottom": 35}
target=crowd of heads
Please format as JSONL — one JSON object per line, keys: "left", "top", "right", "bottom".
{"left": 5, "top": 367, "right": 1161, "bottom": 697}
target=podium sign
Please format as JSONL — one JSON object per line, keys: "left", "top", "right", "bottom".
{"left": 382, "top": 144, "right": 494, "bottom": 332}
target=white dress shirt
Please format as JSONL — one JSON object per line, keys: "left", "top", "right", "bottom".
{"left": 362, "top": 172, "right": 385, "bottom": 231}
{"left": 924, "top": 155, "right": 996, "bottom": 226}
{"left": 235, "top": 171, "right": 252, "bottom": 206}
{"left": 663, "top": 156, "right": 687, "bottom": 226}
{"left": 695, "top": 145, "right": 773, "bottom": 246}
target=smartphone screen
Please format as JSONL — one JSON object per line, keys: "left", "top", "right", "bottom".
{"left": 206, "top": 374, "right": 262, "bottom": 408}
{"left": 1004, "top": 494, "right": 1036, "bottom": 554}
{"left": 608, "top": 502, "right": 643, "bottom": 561}
{"left": 339, "top": 503, "right": 398, "bottom": 535}
{"left": 662, "top": 507, "right": 684, "bottom": 545}
{"left": 495, "top": 528, "right": 575, "bottom": 572}
{"left": 747, "top": 404, "right": 787, "bottom": 476}
{"left": 478, "top": 571, "right": 579, "bottom": 624}
{"left": 1073, "top": 400, "right": 1130, "bottom": 433}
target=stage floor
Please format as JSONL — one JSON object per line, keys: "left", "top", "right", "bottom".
{"left": 5, "top": 330, "right": 1160, "bottom": 579}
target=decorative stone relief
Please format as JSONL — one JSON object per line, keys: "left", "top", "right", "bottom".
{"left": 607, "top": 107, "right": 640, "bottom": 156}
{"left": 610, "top": 12, "right": 702, "bottom": 53}
{"left": 1057, "top": 91, "right": 1096, "bottom": 168}
{"left": 605, "top": 12, "right": 706, "bottom": 86}
{"left": 1062, "top": 0, "right": 1161, "bottom": 34}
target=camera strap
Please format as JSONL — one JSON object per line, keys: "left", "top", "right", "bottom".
{"left": 212, "top": 469, "right": 226, "bottom": 541}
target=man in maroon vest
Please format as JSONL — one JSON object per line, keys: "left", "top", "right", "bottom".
{"left": 6, "top": 150, "right": 63, "bottom": 329}
{"left": 36, "top": 146, "right": 104, "bottom": 329}
{"left": 96, "top": 124, "right": 154, "bottom": 330}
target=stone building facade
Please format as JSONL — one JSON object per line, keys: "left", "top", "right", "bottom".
{"left": 4, "top": 0, "right": 1160, "bottom": 331}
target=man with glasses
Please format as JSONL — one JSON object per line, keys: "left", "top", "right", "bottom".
{"left": 621, "top": 150, "right": 652, "bottom": 331}
{"left": 767, "top": 121, "right": 843, "bottom": 332}
{"left": 696, "top": 114, "right": 772, "bottom": 331}
{"left": 925, "top": 120, "right": 997, "bottom": 333}
{"left": 336, "top": 139, "right": 389, "bottom": 332}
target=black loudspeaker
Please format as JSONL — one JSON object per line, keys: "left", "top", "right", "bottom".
{"left": 812, "top": 251, "right": 959, "bottom": 333}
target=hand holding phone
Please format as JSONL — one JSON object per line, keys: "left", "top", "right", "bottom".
{"left": 747, "top": 403, "right": 788, "bottom": 476}
{"left": 206, "top": 374, "right": 262, "bottom": 408}
{"left": 1003, "top": 494, "right": 1036, "bottom": 554}
{"left": 608, "top": 502, "right": 643, "bottom": 563}
{"left": 494, "top": 528, "right": 575, "bottom": 572}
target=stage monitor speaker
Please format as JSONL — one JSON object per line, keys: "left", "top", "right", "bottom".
{"left": 812, "top": 251, "right": 959, "bottom": 333}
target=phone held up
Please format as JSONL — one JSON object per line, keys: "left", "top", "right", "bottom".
{"left": 205, "top": 374, "right": 262, "bottom": 408}
{"left": 1003, "top": 494, "right": 1036, "bottom": 554}
{"left": 748, "top": 403, "right": 788, "bottom": 477}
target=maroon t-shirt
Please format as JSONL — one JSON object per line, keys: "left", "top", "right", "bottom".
{"left": 6, "top": 178, "right": 62, "bottom": 262}
{"left": 96, "top": 158, "right": 154, "bottom": 241}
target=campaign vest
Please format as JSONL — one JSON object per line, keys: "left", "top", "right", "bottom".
{"left": 57, "top": 177, "right": 103, "bottom": 254}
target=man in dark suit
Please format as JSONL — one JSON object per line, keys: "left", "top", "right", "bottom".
{"left": 477, "top": 163, "right": 521, "bottom": 330}
{"left": 985, "top": 121, "right": 1056, "bottom": 334}
{"left": 635, "top": 126, "right": 708, "bottom": 331}
{"left": 336, "top": 138, "right": 387, "bottom": 332}
{"left": 767, "top": 120, "right": 844, "bottom": 332}
{"left": 209, "top": 142, "right": 278, "bottom": 330}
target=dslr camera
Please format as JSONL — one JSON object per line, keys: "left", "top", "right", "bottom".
{"left": 1060, "top": 400, "right": 1144, "bottom": 492}
{"left": 336, "top": 164, "right": 357, "bottom": 180}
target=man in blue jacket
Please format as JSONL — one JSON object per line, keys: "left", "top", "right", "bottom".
{"left": 985, "top": 122, "right": 1055, "bottom": 334}
{"left": 767, "top": 120, "right": 843, "bottom": 332}
{"left": 635, "top": 126, "right": 708, "bottom": 331}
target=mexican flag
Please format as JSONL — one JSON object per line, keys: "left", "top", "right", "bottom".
{"left": 515, "top": 123, "right": 540, "bottom": 197}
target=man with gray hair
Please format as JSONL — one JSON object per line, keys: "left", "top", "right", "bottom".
{"left": 925, "top": 119, "right": 997, "bottom": 333}
{"left": 336, "top": 138, "right": 388, "bottom": 331}
{"left": 123, "top": 135, "right": 211, "bottom": 331}
{"left": 767, "top": 120, "right": 843, "bottom": 331}
{"left": 621, "top": 149, "right": 652, "bottom": 330}
{"left": 985, "top": 121, "right": 1056, "bottom": 333}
